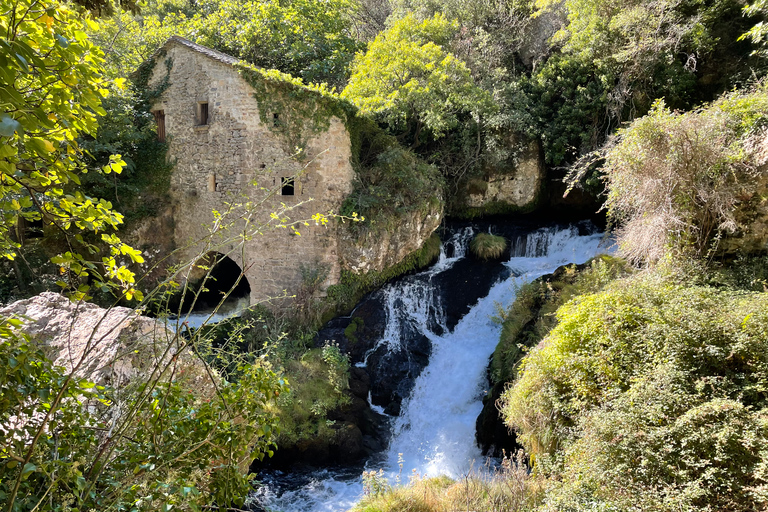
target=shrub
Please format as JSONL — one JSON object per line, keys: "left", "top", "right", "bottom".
{"left": 575, "top": 89, "right": 768, "bottom": 264}
{"left": 500, "top": 271, "right": 768, "bottom": 511}
{"left": 470, "top": 233, "right": 508, "bottom": 260}
{"left": 490, "top": 255, "right": 627, "bottom": 386}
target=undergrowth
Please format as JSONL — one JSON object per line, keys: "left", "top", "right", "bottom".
{"left": 351, "top": 451, "right": 545, "bottom": 512}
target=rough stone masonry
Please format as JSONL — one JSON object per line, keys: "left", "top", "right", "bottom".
{"left": 143, "top": 36, "right": 356, "bottom": 304}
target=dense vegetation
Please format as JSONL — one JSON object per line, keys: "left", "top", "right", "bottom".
{"left": 4, "top": 0, "right": 768, "bottom": 509}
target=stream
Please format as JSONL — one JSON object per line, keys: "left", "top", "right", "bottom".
{"left": 253, "top": 220, "right": 609, "bottom": 511}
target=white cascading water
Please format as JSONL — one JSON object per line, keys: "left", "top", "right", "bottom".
{"left": 255, "top": 224, "right": 609, "bottom": 512}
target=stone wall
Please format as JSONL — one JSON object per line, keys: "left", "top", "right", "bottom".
{"left": 147, "top": 40, "right": 355, "bottom": 303}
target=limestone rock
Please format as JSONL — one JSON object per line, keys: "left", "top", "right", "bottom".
{"left": 457, "top": 136, "right": 545, "bottom": 216}
{"left": 339, "top": 201, "right": 443, "bottom": 275}
{"left": 0, "top": 292, "right": 209, "bottom": 391}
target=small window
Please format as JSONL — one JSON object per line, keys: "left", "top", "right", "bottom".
{"left": 153, "top": 110, "right": 166, "bottom": 142}
{"left": 197, "top": 102, "right": 209, "bottom": 126}
{"left": 273, "top": 113, "right": 280, "bottom": 127}
{"left": 281, "top": 177, "right": 295, "bottom": 196}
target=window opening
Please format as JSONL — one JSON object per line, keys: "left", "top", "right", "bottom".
{"left": 153, "top": 110, "right": 165, "bottom": 142}
{"left": 198, "top": 102, "right": 209, "bottom": 125}
{"left": 281, "top": 177, "right": 295, "bottom": 196}
{"left": 273, "top": 113, "right": 280, "bottom": 127}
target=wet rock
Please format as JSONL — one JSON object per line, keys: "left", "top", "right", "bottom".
{"left": 475, "top": 382, "right": 518, "bottom": 457}
{"left": 314, "top": 292, "right": 387, "bottom": 365}
{"left": 366, "top": 332, "right": 431, "bottom": 416}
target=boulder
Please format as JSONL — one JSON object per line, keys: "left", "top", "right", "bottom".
{"left": 0, "top": 292, "right": 210, "bottom": 392}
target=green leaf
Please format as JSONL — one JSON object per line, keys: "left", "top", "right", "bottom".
{"left": 20, "top": 462, "right": 36, "bottom": 480}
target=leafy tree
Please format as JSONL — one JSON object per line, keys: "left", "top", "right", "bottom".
{"left": 94, "top": 0, "right": 362, "bottom": 87}
{"left": 0, "top": 0, "right": 145, "bottom": 301}
{"left": 521, "top": 0, "right": 754, "bottom": 165}
{"left": 342, "top": 13, "right": 495, "bottom": 148}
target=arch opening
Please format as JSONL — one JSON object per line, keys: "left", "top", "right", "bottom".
{"left": 182, "top": 252, "right": 251, "bottom": 313}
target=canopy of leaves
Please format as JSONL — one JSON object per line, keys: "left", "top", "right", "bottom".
{"left": 342, "top": 13, "right": 495, "bottom": 146}
{"left": 94, "top": 0, "right": 362, "bottom": 87}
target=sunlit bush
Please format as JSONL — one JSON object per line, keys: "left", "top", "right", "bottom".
{"left": 470, "top": 233, "right": 508, "bottom": 260}
{"left": 500, "top": 272, "right": 768, "bottom": 511}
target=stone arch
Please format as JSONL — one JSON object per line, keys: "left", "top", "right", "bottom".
{"left": 185, "top": 251, "right": 251, "bottom": 311}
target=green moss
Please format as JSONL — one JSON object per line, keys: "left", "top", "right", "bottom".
{"left": 236, "top": 63, "right": 355, "bottom": 154}
{"left": 343, "top": 316, "right": 364, "bottom": 345}
{"left": 490, "top": 255, "right": 628, "bottom": 387}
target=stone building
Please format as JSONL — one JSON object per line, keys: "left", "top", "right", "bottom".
{"left": 140, "top": 36, "right": 358, "bottom": 304}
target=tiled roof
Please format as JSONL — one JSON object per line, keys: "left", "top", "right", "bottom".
{"left": 165, "top": 36, "right": 240, "bottom": 65}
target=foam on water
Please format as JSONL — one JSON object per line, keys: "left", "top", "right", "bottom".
{"left": 257, "top": 224, "right": 610, "bottom": 511}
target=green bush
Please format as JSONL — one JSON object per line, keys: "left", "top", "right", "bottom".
{"left": 500, "top": 271, "right": 768, "bottom": 511}
{"left": 490, "top": 255, "right": 627, "bottom": 386}
{"left": 470, "top": 233, "right": 508, "bottom": 260}
{"left": 270, "top": 345, "right": 351, "bottom": 447}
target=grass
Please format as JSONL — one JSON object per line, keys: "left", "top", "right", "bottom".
{"left": 470, "top": 233, "right": 508, "bottom": 260}
{"left": 350, "top": 452, "right": 545, "bottom": 512}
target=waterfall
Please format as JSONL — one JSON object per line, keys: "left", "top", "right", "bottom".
{"left": 254, "top": 223, "right": 609, "bottom": 512}
{"left": 359, "top": 227, "right": 473, "bottom": 367}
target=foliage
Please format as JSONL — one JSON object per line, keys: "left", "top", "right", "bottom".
{"left": 94, "top": 0, "right": 361, "bottom": 88}
{"left": 0, "top": 0, "right": 145, "bottom": 302}
{"left": 351, "top": 451, "right": 545, "bottom": 512}
{"left": 744, "top": 0, "right": 768, "bottom": 56}
{"left": 470, "top": 233, "right": 508, "bottom": 260}
{"left": 197, "top": 304, "right": 354, "bottom": 450}
{"left": 497, "top": 54, "right": 612, "bottom": 166}
{"left": 0, "top": 315, "right": 287, "bottom": 511}
{"left": 340, "top": 117, "right": 444, "bottom": 231}
{"left": 269, "top": 344, "right": 351, "bottom": 447}
{"left": 588, "top": 90, "right": 768, "bottom": 265}
{"left": 500, "top": 272, "right": 768, "bottom": 511}
{"left": 189, "top": 0, "right": 362, "bottom": 88}
{"left": 236, "top": 63, "right": 356, "bottom": 153}
{"left": 490, "top": 255, "right": 628, "bottom": 386}
{"left": 342, "top": 13, "right": 496, "bottom": 147}
{"left": 87, "top": 10, "right": 177, "bottom": 79}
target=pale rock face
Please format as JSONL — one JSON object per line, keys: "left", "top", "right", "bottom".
{"left": 464, "top": 138, "right": 544, "bottom": 211}
{"left": 339, "top": 203, "right": 443, "bottom": 274}
{"left": 0, "top": 292, "right": 209, "bottom": 391}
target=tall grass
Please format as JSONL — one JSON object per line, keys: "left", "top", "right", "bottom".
{"left": 351, "top": 451, "right": 544, "bottom": 512}
{"left": 470, "top": 233, "right": 508, "bottom": 260}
